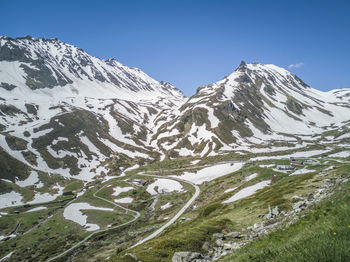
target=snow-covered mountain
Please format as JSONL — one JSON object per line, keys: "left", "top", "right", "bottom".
{"left": 1, "top": 36, "right": 350, "bottom": 192}
{"left": 0, "top": 36, "right": 186, "bottom": 185}
{"left": 152, "top": 61, "right": 350, "bottom": 157}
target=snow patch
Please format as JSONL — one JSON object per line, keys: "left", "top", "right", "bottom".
{"left": 223, "top": 180, "right": 271, "bottom": 204}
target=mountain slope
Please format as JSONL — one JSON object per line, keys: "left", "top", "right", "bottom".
{"left": 152, "top": 61, "right": 350, "bottom": 157}
{"left": 0, "top": 36, "right": 186, "bottom": 186}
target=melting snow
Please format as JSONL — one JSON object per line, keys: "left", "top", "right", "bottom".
{"left": 328, "top": 151, "right": 350, "bottom": 158}
{"left": 16, "top": 171, "right": 39, "bottom": 187}
{"left": 63, "top": 202, "right": 114, "bottom": 231}
{"left": 112, "top": 186, "right": 133, "bottom": 197}
{"left": 290, "top": 169, "right": 316, "bottom": 175}
{"left": 259, "top": 164, "right": 275, "bottom": 168}
{"left": 146, "top": 179, "right": 184, "bottom": 195}
{"left": 175, "top": 162, "right": 243, "bottom": 185}
{"left": 0, "top": 191, "right": 23, "bottom": 209}
{"left": 160, "top": 202, "right": 172, "bottom": 210}
{"left": 224, "top": 186, "right": 238, "bottom": 193}
{"left": 25, "top": 206, "right": 47, "bottom": 213}
{"left": 114, "top": 197, "right": 133, "bottom": 204}
{"left": 244, "top": 173, "right": 258, "bottom": 182}
{"left": 223, "top": 180, "right": 271, "bottom": 204}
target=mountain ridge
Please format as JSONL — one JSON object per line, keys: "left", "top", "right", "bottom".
{"left": 0, "top": 35, "right": 349, "bottom": 188}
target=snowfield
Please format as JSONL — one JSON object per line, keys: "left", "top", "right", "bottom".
{"left": 25, "top": 206, "right": 47, "bottom": 213}
{"left": 112, "top": 186, "right": 134, "bottom": 197}
{"left": 223, "top": 180, "right": 271, "bottom": 204}
{"left": 146, "top": 179, "right": 184, "bottom": 195}
{"left": 16, "top": 171, "right": 39, "bottom": 187}
{"left": 291, "top": 169, "right": 316, "bottom": 175}
{"left": 63, "top": 203, "right": 114, "bottom": 231}
{"left": 114, "top": 197, "right": 133, "bottom": 204}
{"left": 175, "top": 162, "right": 243, "bottom": 185}
{"left": 0, "top": 191, "right": 24, "bottom": 209}
{"left": 160, "top": 202, "right": 173, "bottom": 210}
{"left": 328, "top": 151, "right": 350, "bottom": 158}
{"left": 244, "top": 173, "right": 258, "bottom": 182}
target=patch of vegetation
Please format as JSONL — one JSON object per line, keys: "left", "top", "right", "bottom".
{"left": 0, "top": 147, "right": 31, "bottom": 181}
{"left": 5, "top": 134, "right": 28, "bottom": 151}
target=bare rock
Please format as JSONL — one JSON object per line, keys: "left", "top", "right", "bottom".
{"left": 225, "top": 231, "right": 239, "bottom": 239}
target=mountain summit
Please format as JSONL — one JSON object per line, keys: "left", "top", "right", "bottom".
{"left": 151, "top": 62, "right": 350, "bottom": 157}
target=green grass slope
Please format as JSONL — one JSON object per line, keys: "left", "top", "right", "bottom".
{"left": 220, "top": 179, "right": 350, "bottom": 262}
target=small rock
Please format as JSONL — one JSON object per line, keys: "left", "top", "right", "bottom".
{"left": 213, "top": 233, "right": 224, "bottom": 240}
{"left": 223, "top": 243, "right": 233, "bottom": 250}
{"left": 307, "top": 193, "right": 314, "bottom": 201}
{"left": 225, "top": 231, "right": 239, "bottom": 239}
{"left": 293, "top": 201, "right": 307, "bottom": 210}
{"left": 172, "top": 252, "right": 202, "bottom": 262}
{"left": 271, "top": 206, "right": 280, "bottom": 216}
{"left": 291, "top": 195, "right": 304, "bottom": 202}
{"left": 202, "top": 241, "right": 211, "bottom": 252}
{"left": 215, "top": 239, "right": 224, "bottom": 247}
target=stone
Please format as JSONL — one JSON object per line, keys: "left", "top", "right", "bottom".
{"left": 271, "top": 206, "right": 280, "bottom": 216}
{"left": 293, "top": 201, "right": 307, "bottom": 210}
{"left": 202, "top": 241, "right": 211, "bottom": 252}
{"left": 291, "top": 195, "right": 304, "bottom": 202}
{"left": 215, "top": 239, "right": 224, "bottom": 247}
{"left": 223, "top": 243, "right": 233, "bottom": 250}
{"left": 225, "top": 231, "right": 239, "bottom": 239}
{"left": 213, "top": 233, "right": 224, "bottom": 240}
{"left": 172, "top": 252, "right": 202, "bottom": 262}
{"left": 307, "top": 193, "right": 314, "bottom": 201}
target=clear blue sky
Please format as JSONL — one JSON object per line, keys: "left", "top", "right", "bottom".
{"left": 1, "top": 0, "right": 349, "bottom": 96}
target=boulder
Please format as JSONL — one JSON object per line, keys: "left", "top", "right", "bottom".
{"left": 291, "top": 195, "right": 304, "bottom": 202}
{"left": 213, "top": 233, "right": 224, "bottom": 240}
{"left": 271, "top": 206, "right": 280, "bottom": 216}
{"left": 307, "top": 193, "right": 314, "bottom": 201}
{"left": 201, "top": 241, "right": 212, "bottom": 252}
{"left": 172, "top": 252, "right": 202, "bottom": 262}
{"left": 225, "top": 231, "right": 239, "bottom": 239}
{"left": 293, "top": 201, "right": 307, "bottom": 212}
{"left": 215, "top": 239, "right": 224, "bottom": 247}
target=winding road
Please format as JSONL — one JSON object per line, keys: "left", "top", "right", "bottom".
{"left": 45, "top": 171, "right": 200, "bottom": 261}
{"left": 131, "top": 173, "right": 200, "bottom": 248}
{"left": 46, "top": 184, "right": 140, "bottom": 262}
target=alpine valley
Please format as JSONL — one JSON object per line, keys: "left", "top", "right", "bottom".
{"left": 1, "top": 36, "right": 350, "bottom": 262}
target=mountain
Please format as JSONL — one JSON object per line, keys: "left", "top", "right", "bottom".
{"left": 1, "top": 36, "right": 350, "bottom": 262}
{"left": 152, "top": 61, "right": 350, "bottom": 157}
{"left": 0, "top": 36, "right": 185, "bottom": 195}
{"left": 1, "top": 36, "right": 350, "bottom": 207}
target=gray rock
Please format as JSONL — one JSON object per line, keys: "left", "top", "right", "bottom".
{"left": 225, "top": 231, "right": 239, "bottom": 239}
{"left": 271, "top": 206, "right": 280, "bottom": 216}
{"left": 172, "top": 252, "right": 202, "bottom": 262}
{"left": 215, "top": 239, "right": 224, "bottom": 247}
{"left": 223, "top": 243, "right": 233, "bottom": 250}
{"left": 202, "top": 241, "right": 212, "bottom": 252}
{"left": 213, "top": 233, "right": 224, "bottom": 240}
{"left": 307, "top": 193, "right": 314, "bottom": 201}
{"left": 293, "top": 201, "right": 307, "bottom": 210}
{"left": 292, "top": 195, "right": 304, "bottom": 202}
